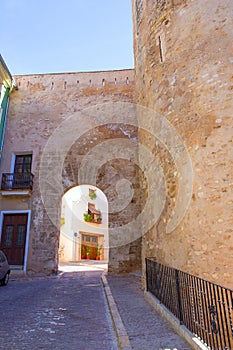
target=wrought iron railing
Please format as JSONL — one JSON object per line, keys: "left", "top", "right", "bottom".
{"left": 1, "top": 173, "right": 34, "bottom": 190}
{"left": 146, "top": 258, "right": 233, "bottom": 350}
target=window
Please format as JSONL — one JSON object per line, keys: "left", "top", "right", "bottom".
{"left": 16, "top": 225, "right": 26, "bottom": 247}
{"left": 14, "top": 154, "right": 32, "bottom": 173}
{"left": 157, "top": 33, "right": 166, "bottom": 63}
{"left": 4, "top": 225, "right": 13, "bottom": 248}
{"left": 158, "top": 35, "right": 163, "bottom": 63}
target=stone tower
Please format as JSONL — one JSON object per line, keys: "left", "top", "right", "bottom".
{"left": 132, "top": 0, "right": 233, "bottom": 288}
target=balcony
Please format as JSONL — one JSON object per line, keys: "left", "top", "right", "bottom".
{"left": 0, "top": 172, "right": 34, "bottom": 196}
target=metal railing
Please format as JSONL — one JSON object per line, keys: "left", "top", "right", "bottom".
{"left": 1, "top": 172, "right": 34, "bottom": 190}
{"left": 146, "top": 258, "right": 233, "bottom": 350}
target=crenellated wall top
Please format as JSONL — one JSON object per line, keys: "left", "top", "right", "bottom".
{"left": 13, "top": 69, "right": 134, "bottom": 92}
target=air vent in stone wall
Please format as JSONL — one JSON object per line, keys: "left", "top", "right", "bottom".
{"left": 14, "top": 76, "right": 133, "bottom": 90}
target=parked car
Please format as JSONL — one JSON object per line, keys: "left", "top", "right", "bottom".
{"left": 0, "top": 250, "right": 10, "bottom": 286}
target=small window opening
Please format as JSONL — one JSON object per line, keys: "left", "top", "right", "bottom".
{"left": 158, "top": 35, "right": 163, "bottom": 63}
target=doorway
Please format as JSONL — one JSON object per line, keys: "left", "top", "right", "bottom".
{"left": 0, "top": 213, "right": 28, "bottom": 266}
{"left": 80, "top": 232, "right": 104, "bottom": 260}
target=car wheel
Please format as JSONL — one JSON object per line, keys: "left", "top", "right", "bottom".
{"left": 1, "top": 272, "right": 10, "bottom": 286}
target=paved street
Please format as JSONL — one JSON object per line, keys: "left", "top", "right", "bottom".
{"left": 1, "top": 264, "right": 194, "bottom": 350}
{"left": 107, "top": 274, "right": 193, "bottom": 350}
{"left": 0, "top": 269, "right": 117, "bottom": 350}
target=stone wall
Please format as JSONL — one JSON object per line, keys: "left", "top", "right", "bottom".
{"left": 0, "top": 69, "right": 142, "bottom": 274}
{"left": 1, "top": 0, "right": 232, "bottom": 284}
{"left": 132, "top": 0, "right": 233, "bottom": 288}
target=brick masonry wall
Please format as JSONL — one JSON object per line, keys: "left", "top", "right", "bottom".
{"left": 132, "top": 0, "right": 233, "bottom": 288}
{"left": 0, "top": 69, "right": 143, "bottom": 274}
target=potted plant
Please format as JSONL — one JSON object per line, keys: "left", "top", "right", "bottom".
{"left": 86, "top": 247, "right": 91, "bottom": 260}
{"left": 96, "top": 216, "right": 102, "bottom": 224}
{"left": 96, "top": 245, "right": 102, "bottom": 260}
{"left": 84, "top": 213, "right": 92, "bottom": 222}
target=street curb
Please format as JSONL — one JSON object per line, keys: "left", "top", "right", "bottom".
{"left": 144, "top": 291, "right": 209, "bottom": 350}
{"left": 101, "top": 273, "right": 132, "bottom": 350}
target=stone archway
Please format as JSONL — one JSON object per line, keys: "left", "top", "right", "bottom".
{"left": 39, "top": 102, "right": 192, "bottom": 275}
{"left": 58, "top": 120, "right": 143, "bottom": 274}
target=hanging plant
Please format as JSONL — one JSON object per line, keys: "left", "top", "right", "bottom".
{"left": 89, "top": 189, "right": 97, "bottom": 200}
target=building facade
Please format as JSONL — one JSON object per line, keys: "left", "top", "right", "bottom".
{"left": 0, "top": 55, "right": 15, "bottom": 156}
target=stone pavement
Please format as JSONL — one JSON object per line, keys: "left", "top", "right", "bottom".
{"left": 1, "top": 269, "right": 118, "bottom": 350}
{"left": 105, "top": 273, "right": 193, "bottom": 350}
{"left": 7, "top": 264, "right": 197, "bottom": 350}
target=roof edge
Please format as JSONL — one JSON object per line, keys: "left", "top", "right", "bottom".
{"left": 13, "top": 68, "right": 135, "bottom": 78}
{"left": 0, "top": 55, "right": 14, "bottom": 89}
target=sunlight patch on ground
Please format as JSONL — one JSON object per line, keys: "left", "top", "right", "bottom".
{"left": 59, "top": 261, "right": 108, "bottom": 272}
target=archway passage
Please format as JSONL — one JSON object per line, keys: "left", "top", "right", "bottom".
{"left": 59, "top": 185, "right": 109, "bottom": 266}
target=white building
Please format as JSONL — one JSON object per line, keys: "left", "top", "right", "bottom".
{"left": 59, "top": 185, "right": 108, "bottom": 262}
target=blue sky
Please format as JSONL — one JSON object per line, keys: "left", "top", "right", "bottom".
{"left": 1, "top": 0, "right": 134, "bottom": 75}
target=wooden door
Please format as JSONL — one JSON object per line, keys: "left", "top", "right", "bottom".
{"left": 0, "top": 214, "right": 28, "bottom": 265}
{"left": 81, "top": 234, "right": 98, "bottom": 259}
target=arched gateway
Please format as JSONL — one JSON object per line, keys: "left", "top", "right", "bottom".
{"left": 39, "top": 100, "right": 144, "bottom": 274}
{"left": 0, "top": 70, "right": 142, "bottom": 274}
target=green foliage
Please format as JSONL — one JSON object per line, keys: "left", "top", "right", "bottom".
{"left": 89, "top": 191, "right": 97, "bottom": 200}
{"left": 96, "top": 245, "right": 102, "bottom": 257}
{"left": 86, "top": 247, "right": 91, "bottom": 256}
{"left": 83, "top": 213, "right": 92, "bottom": 222}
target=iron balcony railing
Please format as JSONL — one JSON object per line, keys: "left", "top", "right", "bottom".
{"left": 1, "top": 172, "right": 34, "bottom": 191}
{"left": 146, "top": 258, "right": 233, "bottom": 350}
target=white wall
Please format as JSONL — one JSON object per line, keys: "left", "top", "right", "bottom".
{"left": 59, "top": 185, "right": 108, "bottom": 262}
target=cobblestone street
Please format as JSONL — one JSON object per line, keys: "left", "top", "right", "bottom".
{"left": 0, "top": 268, "right": 117, "bottom": 350}
{"left": 107, "top": 274, "right": 192, "bottom": 350}
{"left": 1, "top": 263, "right": 196, "bottom": 350}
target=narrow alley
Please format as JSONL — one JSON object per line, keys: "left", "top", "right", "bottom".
{"left": 0, "top": 263, "right": 193, "bottom": 350}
